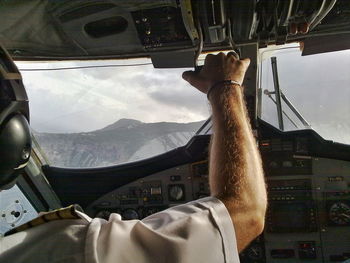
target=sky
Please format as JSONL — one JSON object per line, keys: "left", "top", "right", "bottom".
{"left": 16, "top": 58, "right": 210, "bottom": 133}
{"left": 260, "top": 47, "right": 350, "bottom": 145}
{"left": 15, "top": 47, "right": 350, "bottom": 145}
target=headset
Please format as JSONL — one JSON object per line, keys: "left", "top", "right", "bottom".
{"left": 0, "top": 44, "right": 31, "bottom": 190}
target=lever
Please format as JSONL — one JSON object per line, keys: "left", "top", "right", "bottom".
{"left": 194, "top": 19, "right": 240, "bottom": 73}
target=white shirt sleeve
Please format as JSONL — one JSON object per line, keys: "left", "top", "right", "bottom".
{"left": 85, "top": 197, "right": 239, "bottom": 263}
{"left": 0, "top": 197, "right": 240, "bottom": 263}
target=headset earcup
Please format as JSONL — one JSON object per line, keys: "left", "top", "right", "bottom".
{"left": 0, "top": 114, "right": 31, "bottom": 187}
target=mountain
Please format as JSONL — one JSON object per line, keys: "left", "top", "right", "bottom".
{"left": 33, "top": 119, "right": 206, "bottom": 168}
{"left": 99, "top": 118, "right": 143, "bottom": 131}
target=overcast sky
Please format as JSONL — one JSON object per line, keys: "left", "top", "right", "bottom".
{"left": 17, "top": 59, "right": 209, "bottom": 133}
{"left": 16, "top": 47, "right": 350, "bottom": 145}
{"left": 261, "top": 47, "right": 350, "bottom": 145}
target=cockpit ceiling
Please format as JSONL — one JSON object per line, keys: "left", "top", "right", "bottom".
{"left": 1, "top": 0, "right": 350, "bottom": 62}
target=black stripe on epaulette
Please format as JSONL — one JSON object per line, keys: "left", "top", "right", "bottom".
{"left": 42, "top": 214, "right": 49, "bottom": 222}
{"left": 55, "top": 210, "right": 63, "bottom": 219}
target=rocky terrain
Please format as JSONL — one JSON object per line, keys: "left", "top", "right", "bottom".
{"left": 33, "top": 119, "right": 205, "bottom": 168}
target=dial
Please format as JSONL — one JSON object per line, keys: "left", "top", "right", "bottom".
{"left": 329, "top": 202, "right": 350, "bottom": 225}
{"left": 169, "top": 185, "right": 184, "bottom": 201}
{"left": 2, "top": 202, "right": 24, "bottom": 224}
{"left": 122, "top": 209, "right": 139, "bottom": 220}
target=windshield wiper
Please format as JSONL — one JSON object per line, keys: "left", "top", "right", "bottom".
{"left": 267, "top": 56, "right": 311, "bottom": 131}
{"left": 195, "top": 117, "right": 212, "bottom": 135}
{"left": 263, "top": 90, "right": 299, "bottom": 129}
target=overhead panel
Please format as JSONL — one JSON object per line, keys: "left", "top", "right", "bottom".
{"left": 50, "top": 1, "right": 142, "bottom": 56}
{"left": 0, "top": 0, "right": 348, "bottom": 61}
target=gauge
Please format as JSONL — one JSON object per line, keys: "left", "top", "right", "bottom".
{"left": 169, "top": 185, "right": 184, "bottom": 201}
{"left": 95, "top": 210, "right": 112, "bottom": 220}
{"left": 2, "top": 202, "right": 24, "bottom": 224}
{"left": 122, "top": 209, "right": 139, "bottom": 220}
{"left": 329, "top": 202, "right": 350, "bottom": 225}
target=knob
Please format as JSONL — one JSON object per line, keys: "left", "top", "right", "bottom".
{"left": 169, "top": 185, "right": 184, "bottom": 201}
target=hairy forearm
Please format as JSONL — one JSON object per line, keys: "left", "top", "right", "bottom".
{"left": 209, "top": 84, "right": 267, "bottom": 250}
{"left": 209, "top": 84, "right": 265, "bottom": 201}
{"left": 182, "top": 52, "right": 266, "bottom": 250}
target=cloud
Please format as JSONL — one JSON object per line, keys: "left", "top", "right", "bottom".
{"left": 19, "top": 48, "right": 350, "bottom": 144}
{"left": 17, "top": 60, "right": 209, "bottom": 133}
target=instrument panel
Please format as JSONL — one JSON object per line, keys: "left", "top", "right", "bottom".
{"left": 86, "top": 132, "right": 350, "bottom": 263}
{"left": 86, "top": 160, "right": 210, "bottom": 220}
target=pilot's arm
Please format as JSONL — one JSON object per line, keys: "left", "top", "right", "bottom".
{"left": 183, "top": 52, "right": 267, "bottom": 251}
{"left": 0, "top": 53, "right": 267, "bottom": 263}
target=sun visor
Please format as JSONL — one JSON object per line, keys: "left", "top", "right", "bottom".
{"left": 150, "top": 49, "right": 195, "bottom": 68}
{"left": 302, "top": 33, "right": 350, "bottom": 56}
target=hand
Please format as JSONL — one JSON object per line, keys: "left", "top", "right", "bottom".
{"left": 182, "top": 52, "right": 250, "bottom": 94}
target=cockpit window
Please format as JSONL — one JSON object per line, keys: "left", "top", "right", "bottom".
{"left": 16, "top": 59, "right": 209, "bottom": 168}
{"left": 259, "top": 45, "right": 350, "bottom": 145}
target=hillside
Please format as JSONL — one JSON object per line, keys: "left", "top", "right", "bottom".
{"left": 34, "top": 119, "right": 205, "bottom": 168}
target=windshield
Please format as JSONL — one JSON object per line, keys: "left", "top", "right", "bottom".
{"left": 259, "top": 45, "right": 350, "bottom": 145}
{"left": 17, "top": 59, "right": 209, "bottom": 168}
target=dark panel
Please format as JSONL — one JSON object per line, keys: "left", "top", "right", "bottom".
{"left": 258, "top": 119, "right": 350, "bottom": 162}
{"left": 302, "top": 33, "right": 350, "bottom": 56}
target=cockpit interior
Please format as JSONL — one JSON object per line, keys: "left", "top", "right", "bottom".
{"left": 1, "top": 1, "right": 350, "bottom": 262}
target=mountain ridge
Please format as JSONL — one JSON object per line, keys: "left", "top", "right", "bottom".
{"left": 99, "top": 118, "right": 143, "bottom": 132}
{"left": 34, "top": 119, "right": 206, "bottom": 168}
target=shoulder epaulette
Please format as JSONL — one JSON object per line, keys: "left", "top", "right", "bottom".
{"left": 4, "top": 204, "right": 84, "bottom": 236}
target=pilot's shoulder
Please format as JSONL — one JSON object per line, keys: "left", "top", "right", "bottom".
{"left": 4, "top": 204, "right": 89, "bottom": 236}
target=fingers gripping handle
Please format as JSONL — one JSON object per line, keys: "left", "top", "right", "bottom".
{"left": 194, "top": 50, "right": 240, "bottom": 73}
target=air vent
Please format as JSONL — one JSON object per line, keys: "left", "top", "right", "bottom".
{"left": 84, "top": 16, "right": 128, "bottom": 38}
{"left": 59, "top": 3, "right": 116, "bottom": 23}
